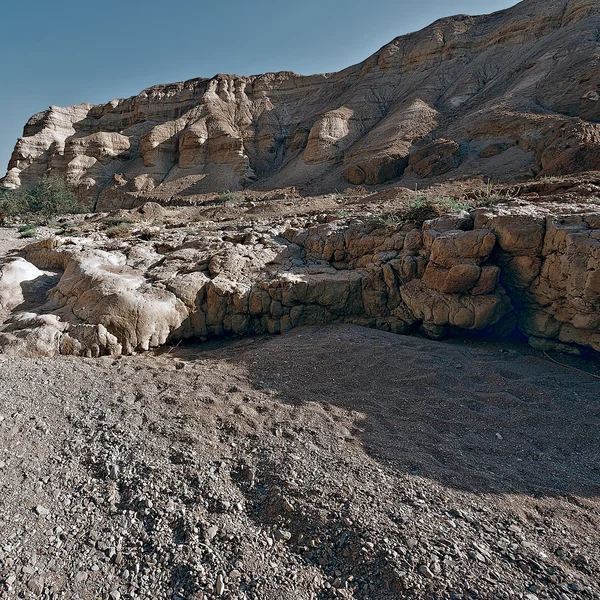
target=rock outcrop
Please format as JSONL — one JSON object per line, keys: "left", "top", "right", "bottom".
{"left": 1, "top": 197, "right": 598, "bottom": 357}
{"left": 3, "top": 0, "right": 600, "bottom": 207}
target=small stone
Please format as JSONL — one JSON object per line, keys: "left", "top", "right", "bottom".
{"left": 206, "top": 525, "right": 219, "bottom": 541}
{"left": 216, "top": 573, "right": 225, "bottom": 595}
{"left": 274, "top": 529, "right": 292, "bottom": 542}
{"left": 418, "top": 564, "right": 434, "bottom": 578}
{"left": 74, "top": 571, "right": 88, "bottom": 583}
{"left": 35, "top": 505, "right": 49, "bottom": 516}
{"left": 27, "top": 576, "right": 44, "bottom": 595}
{"left": 110, "top": 590, "right": 121, "bottom": 600}
{"left": 175, "top": 361, "right": 185, "bottom": 370}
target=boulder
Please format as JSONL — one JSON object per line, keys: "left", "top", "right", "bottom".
{"left": 408, "top": 140, "right": 463, "bottom": 178}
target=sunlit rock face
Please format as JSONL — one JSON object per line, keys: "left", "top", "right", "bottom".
{"left": 3, "top": 0, "right": 600, "bottom": 208}
{"left": 1, "top": 197, "right": 599, "bottom": 357}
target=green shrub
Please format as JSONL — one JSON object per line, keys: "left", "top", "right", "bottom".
{"left": 0, "top": 187, "right": 30, "bottom": 222}
{"left": 105, "top": 222, "right": 133, "bottom": 238}
{"left": 0, "top": 175, "right": 89, "bottom": 224}
{"left": 369, "top": 212, "right": 403, "bottom": 228}
{"left": 56, "top": 221, "right": 80, "bottom": 236}
{"left": 18, "top": 225, "right": 38, "bottom": 238}
{"left": 217, "top": 190, "right": 244, "bottom": 204}
{"left": 404, "top": 196, "right": 472, "bottom": 223}
{"left": 470, "top": 181, "right": 514, "bottom": 207}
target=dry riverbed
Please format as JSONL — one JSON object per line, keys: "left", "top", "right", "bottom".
{"left": 0, "top": 324, "right": 599, "bottom": 600}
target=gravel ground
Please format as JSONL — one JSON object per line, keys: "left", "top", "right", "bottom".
{"left": 0, "top": 325, "right": 598, "bottom": 600}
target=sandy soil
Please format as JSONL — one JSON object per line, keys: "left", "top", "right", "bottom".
{"left": 0, "top": 325, "right": 598, "bottom": 600}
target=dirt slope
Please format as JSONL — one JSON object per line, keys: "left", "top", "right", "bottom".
{"left": 0, "top": 325, "right": 598, "bottom": 599}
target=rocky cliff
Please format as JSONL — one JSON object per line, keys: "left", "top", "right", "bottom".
{"left": 3, "top": 0, "right": 600, "bottom": 209}
{"left": 1, "top": 183, "right": 599, "bottom": 357}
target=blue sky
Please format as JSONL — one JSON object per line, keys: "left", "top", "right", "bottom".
{"left": 0, "top": 0, "right": 518, "bottom": 173}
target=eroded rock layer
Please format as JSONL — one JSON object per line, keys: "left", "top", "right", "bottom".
{"left": 1, "top": 199, "right": 598, "bottom": 357}
{"left": 3, "top": 0, "right": 600, "bottom": 206}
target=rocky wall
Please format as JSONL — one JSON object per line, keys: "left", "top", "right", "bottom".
{"left": 0, "top": 203, "right": 598, "bottom": 357}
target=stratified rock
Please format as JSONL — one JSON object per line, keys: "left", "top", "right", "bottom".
{"left": 408, "top": 140, "right": 463, "bottom": 178}
{"left": 3, "top": 0, "right": 600, "bottom": 204}
{"left": 1, "top": 193, "right": 599, "bottom": 356}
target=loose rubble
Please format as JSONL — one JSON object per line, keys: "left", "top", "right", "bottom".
{"left": 0, "top": 325, "right": 598, "bottom": 599}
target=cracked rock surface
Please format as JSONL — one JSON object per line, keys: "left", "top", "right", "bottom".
{"left": 1, "top": 193, "right": 599, "bottom": 357}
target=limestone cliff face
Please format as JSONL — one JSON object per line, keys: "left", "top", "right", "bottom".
{"left": 3, "top": 0, "right": 600, "bottom": 208}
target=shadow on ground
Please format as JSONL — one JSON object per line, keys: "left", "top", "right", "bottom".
{"left": 178, "top": 324, "right": 600, "bottom": 498}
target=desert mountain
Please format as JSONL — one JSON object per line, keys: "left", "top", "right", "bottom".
{"left": 2, "top": 0, "right": 600, "bottom": 210}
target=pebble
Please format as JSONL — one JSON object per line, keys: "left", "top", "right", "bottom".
{"left": 418, "top": 564, "right": 434, "bottom": 578}
{"left": 216, "top": 573, "right": 225, "bottom": 595}
{"left": 26, "top": 576, "right": 44, "bottom": 595}
{"left": 274, "top": 529, "right": 292, "bottom": 542}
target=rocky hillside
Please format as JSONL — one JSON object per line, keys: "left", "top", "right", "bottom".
{"left": 2, "top": 0, "right": 600, "bottom": 209}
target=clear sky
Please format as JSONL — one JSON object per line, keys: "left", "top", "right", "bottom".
{"left": 0, "top": 0, "right": 519, "bottom": 174}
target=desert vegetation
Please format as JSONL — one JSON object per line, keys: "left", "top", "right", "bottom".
{"left": 0, "top": 175, "right": 89, "bottom": 224}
